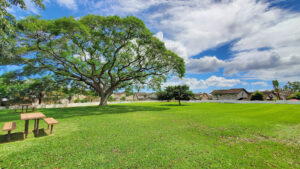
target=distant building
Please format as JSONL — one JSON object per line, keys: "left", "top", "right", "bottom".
{"left": 261, "top": 91, "right": 278, "bottom": 100}
{"left": 112, "top": 92, "right": 126, "bottom": 101}
{"left": 134, "top": 92, "right": 148, "bottom": 100}
{"left": 279, "top": 90, "right": 294, "bottom": 100}
{"left": 201, "top": 93, "right": 211, "bottom": 100}
{"left": 193, "top": 93, "right": 211, "bottom": 100}
{"left": 147, "top": 93, "right": 157, "bottom": 100}
{"left": 211, "top": 88, "right": 249, "bottom": 100}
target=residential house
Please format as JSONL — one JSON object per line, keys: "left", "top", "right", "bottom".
{"left": 261, "top": 91, "right": 278, "bottom": 100}
{"left": 201, "top": 93, "right": 211, "bottom": 100}
{"left": 134, "top": 92, "right": 148, "bottom": 100}
{"left": 211, "top": 88, "right": 249, "bottom": 100}
{"left": 193, "top": 93, "right": 202, "bottom": 100}
{"left": 147, "top": 93, "right": 157, "bottom": 100}
{"left": 279, "top": 90, "right": 294, "bottom": 100}
{"left": 112, "top": 92, "right": 126, "bottom": 101}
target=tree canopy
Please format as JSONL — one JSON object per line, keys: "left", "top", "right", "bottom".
{"left": 0, "top": 0, "right": 44, "bottom": 65}
{"left": 284, "top": 81, "right": 300, "bottom": 93}
{"left": 157, "top": 85, "right": 194, "bottom": 105}
{"left": 17, "top": 15, "right": 185, "bottom": 105}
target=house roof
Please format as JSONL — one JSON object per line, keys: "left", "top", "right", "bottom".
{"left": 211, "top": 88, "right": 248, "bottom": 95}
{"left": 261, "top": 91, "right": 276, "bottom": 95}
{"left": 114, "top": 92, "right": 126, "bottom": 96}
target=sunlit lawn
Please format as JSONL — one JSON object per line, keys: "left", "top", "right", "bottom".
{"left": 0, "top": 102, "right": 299, "bottom": 168}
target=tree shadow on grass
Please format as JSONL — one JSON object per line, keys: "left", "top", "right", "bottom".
{"left": 0, "top": 105, "right": 169, "bottom": 123}
{"left": 33, "top": 129, "right": 48, "bottom": 138}
{"left": 42, "top": 105, "right": 169, "bottom": 119}
{"left": 0, "top": 132, "right": 24, "bottom": 144}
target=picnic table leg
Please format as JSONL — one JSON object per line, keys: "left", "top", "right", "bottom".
{"left": 7, "top": 131, "right": 11, "bottom": 141}
{"left": 34, "top": 119, "right": 37, "bottom": 130}
{"left": 36, "top": 119, "right": 40, "bottom": 135}
{"left": 24, "top": 120, "right": 29, "bottom": 138}
{"left": 50, "top": 125, "right": 54, "bottom": 134}
{"left": 47, "top": 124, "right": 49, "bottom": 129}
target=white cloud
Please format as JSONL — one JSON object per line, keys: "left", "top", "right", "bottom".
{"left": 23, "top": 0, "right": 41, "bottom": 14}
{"left": 55, "top": 0, "right": 77, "bottom": 10}
{"left": 163, "top": 76, "right": 241, "bottom": 90}
{"left": 251, "top": 81, "right": 268, "bottom": 86}
{"left": 155, "top": 31, "right": 188, "bottom": 61}
{"left": 20, "top": 0, "right": 300, "bottom": 82}
{"left": 186, "top": 56, "right": 226, "bottom": 74}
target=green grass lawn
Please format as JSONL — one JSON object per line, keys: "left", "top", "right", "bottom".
{"left": 0, "top": 102, "right": 299, "bottom": 168}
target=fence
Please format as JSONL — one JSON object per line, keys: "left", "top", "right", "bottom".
{"left": 0, "top": 100, "right": 299, "bottom": 110}
{"left": 184, "top": 100, "right": 300, "bottom": 104}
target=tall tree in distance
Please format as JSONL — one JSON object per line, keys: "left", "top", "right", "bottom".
{"left": 272, "top": 80, "right": 280, "bottom": 100}
{"left": 158, "top": 85, "right": 194, "bottom": 105}
{"left": 172, "top": 85, "right": 194, "bottom": 105}
{"left": 17, "top": 15, "right": 185, "bottom": 106}
{"left": 284, "top": 81, "right": 300, "bottom": 93}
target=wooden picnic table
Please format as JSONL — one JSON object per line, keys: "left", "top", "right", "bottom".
{"left": 20, "top": 104, "right": 33, "bottom": 113}
{"left": 20, "top": 112, "right": 46, "bottom": 138}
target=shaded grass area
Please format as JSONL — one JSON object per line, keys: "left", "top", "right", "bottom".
{"left": 0, "top": 102, "right": 299, "bottom": 168}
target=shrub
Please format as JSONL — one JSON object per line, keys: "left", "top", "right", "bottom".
{"left": 287, "top": 92, "right": 300, "bottom": 100}
{"left": 250, "top": 91, "right": 264, "bottom": 101}
{"left": 74, "top": 99, "right": 81, "bottom": 103}
{"left": 80, "top": 98, "right": 89, "bottom": 103}
{"left": 157, "top": 91, "right": 172, "bottom": 101}
{"left": 108, "top": 96, "right": 115, "bottom": 101}
{"left": 121, "top": 96, "right": 126, "bottom": 101}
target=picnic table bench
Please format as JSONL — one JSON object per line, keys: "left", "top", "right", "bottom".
{"left": 20, "top": 104, "right": 35, "bottom": 113}
{"left": 43, "top": 118, "right": 58, "bottom": 134}
{"left": 20, "top": 112, "right": 46, "bottom": 138}
{"left": 2, "top": 122, "right": 16, "bottom": 141}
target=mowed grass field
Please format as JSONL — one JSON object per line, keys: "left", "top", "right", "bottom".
{"left": 0, "top": 102, "right": 299, "bottom": 168}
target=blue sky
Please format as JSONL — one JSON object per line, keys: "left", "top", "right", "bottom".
{"left": 3, "top": 0, "right": 300, "bottom": 93}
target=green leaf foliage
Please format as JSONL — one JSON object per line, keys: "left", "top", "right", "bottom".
{"left": 250, "top": 91, "right": 264, "bottom": 101}
{"left": 17, "top": 15, "right": 185, "bottom": 105}
{"left": 0, "top": 0, "right": 44, "bottom": 65}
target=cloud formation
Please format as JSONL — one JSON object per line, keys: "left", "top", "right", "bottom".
{"left": 163, "top": 76, "right": 241, "bottom": 90}
{"left": 12, "top": 0, "right": 300, "bottom": 88}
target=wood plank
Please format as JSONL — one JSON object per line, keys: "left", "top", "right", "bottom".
{"left": 20, "top": 112, "right": 46, "bottom": 120}
{"left": 2, "top": 122, "right": 16, "bottom": 131}
{"left": 43, "top": 118, "right": 58, "bottom": 125}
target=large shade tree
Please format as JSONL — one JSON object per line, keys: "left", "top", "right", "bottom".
{"left": 17, "top": 15, "right": 185, "bottom": 105}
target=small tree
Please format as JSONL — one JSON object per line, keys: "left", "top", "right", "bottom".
{"left": 172, "top": 85, "right": 194, "bottom": 105}
{"left": 157, "top": 91, "right": 173, "bottom": 101}
{"left": 250, "top": 91, "right": 264, "bottom": 101}
{"left": 121, "top": 96, "right": 126, "bottom": 101}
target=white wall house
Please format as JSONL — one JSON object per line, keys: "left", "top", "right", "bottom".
{"left": 211, "top": 88, "right": 249, "bottom": 100}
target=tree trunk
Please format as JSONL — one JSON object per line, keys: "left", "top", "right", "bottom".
{"left": 38, "top": 92, "right": 44, "bottom": 104}
{"left": 178, "top": 99, "right": 181, "bottom": 105}
{"left": 99, "top": 98, "right": 108, "bottom": 106}
{"left": 98, "top": 89, "right": 114, "bottom": 106}
{"left": 99, "top": 93, "right": 110, "bottom": 106}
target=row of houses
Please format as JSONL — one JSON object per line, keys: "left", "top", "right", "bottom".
{"left": 210, "top": 88, "right": 293, "bottom": 100}
{"left": 111, "top": 92, "right": 157, "bottom": 101}
{"left": 112, "top": 92, "right": 213, "bottom": 101}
